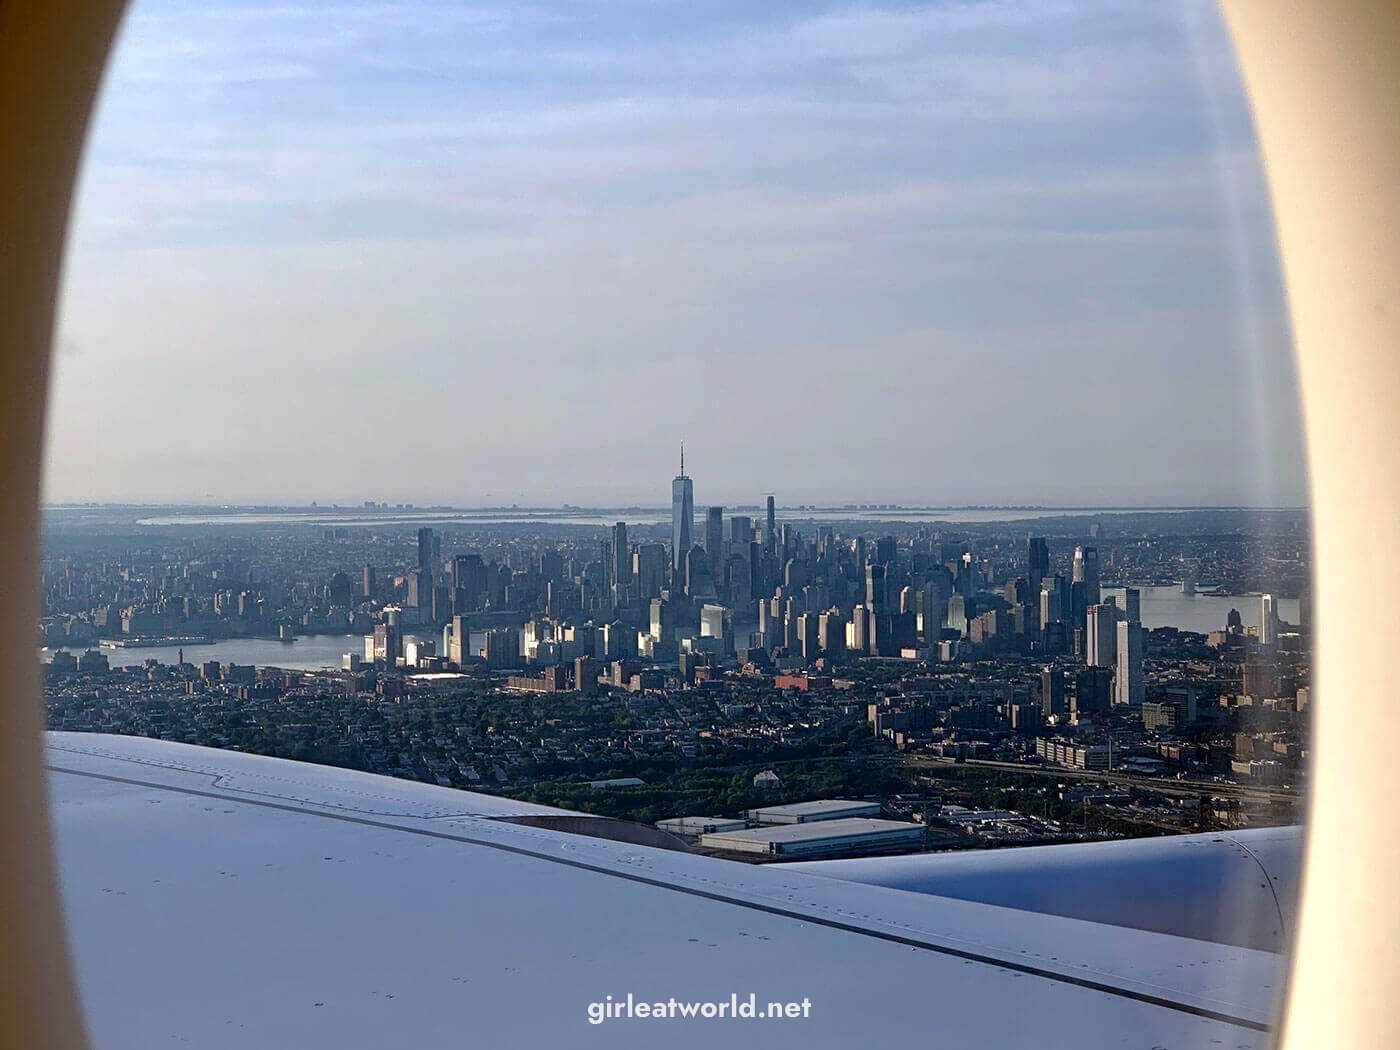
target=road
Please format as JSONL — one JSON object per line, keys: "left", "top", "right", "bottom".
{"left": 903, "top": 755, "right": 1302, "bottom": 804}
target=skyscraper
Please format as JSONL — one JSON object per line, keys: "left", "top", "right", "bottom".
{"left": 671, "top": 444, "right": 693, "bottom": 572}
{"left": 850, "top": 603, "right": 869, "bottom": 653}
{"left": 1074, "top": 666, "right": 1113, "bottom": 718}
{"left": 450, "top": 614, "right": 474, "bottom": 664}
{"left": 765, "top": 495, "right": 776, "bottom": 555}
{"left": 633, "top": 543, "right": 666, "bottom": 600}
{"left": 865, "top": 562, "right": 888, "bottom": 613}
{"left": 406, "top": 568, "right": 428, "bottom": 610}
{"left": 684, "top": 545, "right": 717, "bottom": 600}
{"left": 1115, "top": 618, "right": 1144, "bottom": 706}
{"left": 1073, "top": 545, "right": 1100, "bottom": 604}
{"left": 700, "top": 603, "right": 731, "bottom": 652}
{"left": 1086, "top": 603, "right": 1118, "bottom": 668}
{"left": 1039, "top": 575, "right": 1067, "bottom": 628}
{"left": 1260, "top": 593, "right": 1278, "bottom": 646}
{"left": 1123, "top": 585, "right": 1141, "bottom": 625}
{"left": 417, "top": 527, "right": 437, "bottom": 576}
{"left": 1041, "top": 667, "right": 1066, "bottom": 717}
{"left": 705, "top": 506, "right": 724, "bottom": 576}
{"left": 947, "top": 593, "right": 968, "bottom": 635}
{"left": 818, "top": 609, "right": 846, "bottom": 658}
{"left": 431, "top": 585, "right": 451, "bottom": 623}
{"left": 726, "top": 552, "right": 752, "bottom": 606}
{"left": 452, "top": 553, "right": 486, "bottom": 610}
{"left": 373, "top": 623, "right": 400, "bottom": 667}
{"left": 610, "top": 521, "right": 628, "bottom": 599}
{"left": 483, "top": 627, "right": 520, "bottom": 669}
{"left": 919, "top": 580, "right": 949, "bottom": 639}
{"left": 796, "top": 612, "right": 820, "bottom": 662}
{"left": 1028, "top": 537, "right": 1049, "bottom": 596}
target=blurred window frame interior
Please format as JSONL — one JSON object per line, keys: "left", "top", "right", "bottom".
{"left": 1, "top": 1, "right": 1397, "bottom": 1046}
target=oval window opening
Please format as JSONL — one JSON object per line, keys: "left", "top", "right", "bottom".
{"left": 43, "top": 2, "right": 1309, "bottom": 1046}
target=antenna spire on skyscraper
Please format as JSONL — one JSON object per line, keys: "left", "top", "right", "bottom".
{"left": 671, "top": 444, "right": 694, "bottom": 572}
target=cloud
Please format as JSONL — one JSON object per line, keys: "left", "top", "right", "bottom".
{"left": 48, "top": 0, "right": 1305, "bottom": 507}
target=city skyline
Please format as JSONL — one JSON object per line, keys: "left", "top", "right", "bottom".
{"left": 40, "top": 493, "right": 1311, "bottom": 511}
{"left": 46, "top": 0, "right": 1306, "bottom": 508}
{"left": 41, "top": 497, "right": 1309, "bottom": 844}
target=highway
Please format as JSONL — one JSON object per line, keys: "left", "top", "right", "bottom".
{"left": 903, "top": 755, "right": 1302, "bottom": 804}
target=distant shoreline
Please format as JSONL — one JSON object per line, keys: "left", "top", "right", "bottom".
{"left": 41, "top": 502, "right": 1309, "bottom": 513}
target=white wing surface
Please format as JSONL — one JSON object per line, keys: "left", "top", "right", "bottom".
{"left": 47, "top": 732, "right": 1285, "bottom": 1049}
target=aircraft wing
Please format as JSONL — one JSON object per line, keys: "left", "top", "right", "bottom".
{"left": 46, "top": 732, "right": 1287, "bottom": 1048}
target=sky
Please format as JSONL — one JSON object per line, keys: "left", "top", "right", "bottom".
{"left": 46, "top": 0, "right": 1308, "bottom": 508}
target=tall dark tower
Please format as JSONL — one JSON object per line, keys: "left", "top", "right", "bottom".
{"left": 670, "top": 444, "right": 693, "bottom": 572}
{"left": 1028, "top": 536, "right": 1049, "bottom": 596}
{"left": 705, "top": 506, "right": 724, "bottom": 576}
{"left": 865, "top": 562, "right": 888, "bottom": 613}
{"left": 611, "top": 521, "right": 628, "bottom": 599}
{"left": 764, "top": 495, "right": 776, "bottom": 555}
{"left": 417, "top": 527, "right": 436, "bottom": 576}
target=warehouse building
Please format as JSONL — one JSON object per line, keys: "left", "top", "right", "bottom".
{"left": 745, "top": 799, "right": 882, "bottom": 825}
{"left": 700, "top": 818, "right": 924, "bottom": 858}
{"left": 655, "top": 816, "right": 747, "bottom": 836}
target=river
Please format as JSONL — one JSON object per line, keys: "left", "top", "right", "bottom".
{"left": 1100, "top": 585, "right": 1300, "bottom": 634}
{"left": 44, "top": 586, "right": 1298, "bottom": 672}
{"left": 41, "top": 632, "right": 489, "bottom": 673}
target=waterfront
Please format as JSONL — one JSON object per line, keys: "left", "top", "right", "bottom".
{"left": 42, "top": 588, "right": 1299, "bottom": 672}
{"left": 44, "top": 630, "right": 504, "bottom": 672}
{"left": 1101, "top": 585, "right": 1300, "bottom": 634}
{"left": 45, "top": 635, "right": 358, "bottom": 672}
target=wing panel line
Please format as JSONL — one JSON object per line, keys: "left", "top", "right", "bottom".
{"left": 48, "top": 763, "right": 1270, "bottom": 1034}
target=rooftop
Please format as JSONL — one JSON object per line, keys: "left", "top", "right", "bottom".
{"left": 747, "top": 799, "right": 881, "bottom": 823}
{"left": 703, "top": 817, "right": 921, "bottom": 846}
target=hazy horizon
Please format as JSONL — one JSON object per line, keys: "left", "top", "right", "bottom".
{"left": 47, "top": 0, "right": 1308, "bottom": 508}
{"left": 41, "top": 499, "right": 1307, "bottom": 510}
